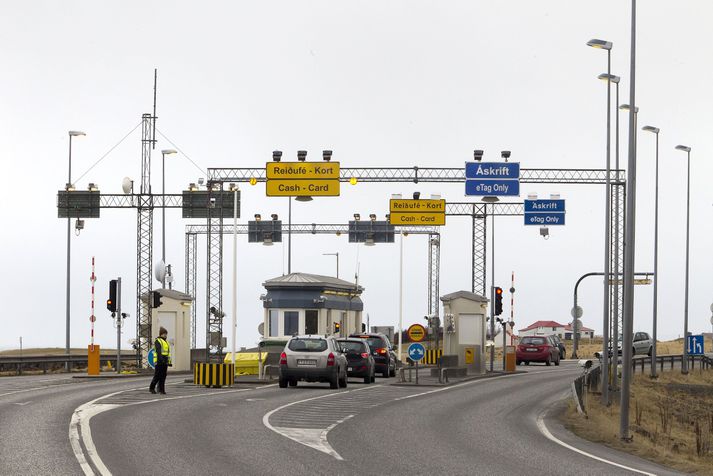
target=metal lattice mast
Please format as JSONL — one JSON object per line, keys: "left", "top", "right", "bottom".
{"left": 186, "top": 232, "right": 198, "bottom": 349}
{"left": 206, "top": 183, "right": 224, "bottom": 360}
{"left": 428, "top": 233, "right": 441, "bottom": 316}
{"left": 136, "top": 113, "right": 154, "bottom": 367}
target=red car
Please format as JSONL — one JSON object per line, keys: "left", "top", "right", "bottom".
{"left": 516, "top": 336, "right": 561, "bottom": 366}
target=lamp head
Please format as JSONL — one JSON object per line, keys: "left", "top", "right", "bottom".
{"left": 619, "top": 104, "right": 639, "bottom": 113}
{"left": 322, "top": 150, "right": 333, "bottom": 162}
{"left": 272, "top": 150, "right": 282, "bottom": 162}
{"left": 353, "top": 213, "right": 360, "bottom": 221}
{"left": 501, "top": 150, "right": 511, "bottom": 160}
{"left": 675, "top": 145, "right": 691, "bottom": 153}
{"left": 254, "top": 214, "right": 261, "bottom": 221}
{"left": 68, "top": 131, "right": 86, "bottom": 137}
{"left": 161, "top": 149, "right": 177, "bottom": 156}
{"left": 642, "top": 126, "right": 660, "bottom": 134}
{"left": 597, "top": 73, "right": 620, "bottom": 84}
{"left": 586, "top": 39, "right": 612, "bottom": 50}
{"left": 473, "top": 150, "right": 484, "bottom": 161}
{"left": 297, "top": 150, "right": 307, "bottom": 161}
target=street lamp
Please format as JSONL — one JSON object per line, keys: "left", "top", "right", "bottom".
{"left": 66, "top": 130, "right": 86, "bottom": 371}
{"left": 599, "top": 72, "right": 621, "bottom": 391}
{"left": 642, "top": 125, "right": 660, "bottom": 378}
{"left": 675, "top": 144, "right": 692, "bottom": 374}
{"left": 588, "top": 37, "right": 613, "bottom": 405}
{"left": 161, "top": 149, "right": 177, "bottom": 288}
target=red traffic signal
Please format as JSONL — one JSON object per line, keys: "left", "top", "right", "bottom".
{"left": 494, "top": 287, "right": 503, "bottom": 316}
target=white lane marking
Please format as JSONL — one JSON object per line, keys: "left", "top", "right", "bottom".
{"left": 536, "top": 410, "right": 657, "bottom": 476}
{"left": 70, "top": 384, "right": 275, "bottom": 475}
{"left": 262, "top": 385, "right": 383, "bottom": 460}
{"left": 11, "top": 401, "right": 32, "bottom": 406}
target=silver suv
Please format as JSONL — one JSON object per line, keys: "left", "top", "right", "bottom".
{"left": 279, "top": 335, "right": 348, "bottom": 389}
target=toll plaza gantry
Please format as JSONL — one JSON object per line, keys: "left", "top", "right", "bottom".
{"left": 208, "top": 166, "right": 626, "bottom": 359}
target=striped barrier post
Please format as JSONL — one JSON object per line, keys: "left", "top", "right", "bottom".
{"left": 193, "top": 363, "right": 235, "bottom": 388}
{"left": 423, "top": 349, "right": 443, "bottom": 365}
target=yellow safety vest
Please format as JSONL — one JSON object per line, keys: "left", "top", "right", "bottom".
{"left": 153, "top": 337, "right": 171, "bottom": 365}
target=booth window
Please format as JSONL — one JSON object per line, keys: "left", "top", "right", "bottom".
{"left": 305, "top": 310, "right": 319, "bottom": 335}
{"left": 268, "top": 310, "right": 278, "bottom": 337}
{"left": 284, "top": 311, "right": 299, "bottom": 336}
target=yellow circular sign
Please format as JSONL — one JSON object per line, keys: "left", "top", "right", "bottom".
{"left": 407, "top": 324, "right": 427, "bottom": 342}
{"left": 249, "top": 177, "right": 257, "bottom": 186}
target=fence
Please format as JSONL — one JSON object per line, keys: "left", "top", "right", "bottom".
{"left": 0, "top": 354, "right": 135, "bottom": 375}
{"left": 572, "top": 354, "right": 713, "bottom": 415}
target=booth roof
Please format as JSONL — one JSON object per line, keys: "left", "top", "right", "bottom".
{"left": 263, "top": 272, "right": 364, "bottom": 293}
{"left": 440, "top": 290, "right": 489, "bottom": 303}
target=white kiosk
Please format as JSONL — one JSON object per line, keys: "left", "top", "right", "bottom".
{"left": 147, "top": 289, "right": 193, "bottom": 371}
{"left": 440, "top": 290, "right": 488, "bottom": 374}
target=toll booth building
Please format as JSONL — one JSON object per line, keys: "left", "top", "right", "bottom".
{"left": 141, "top": 289, "right": 193, "bottom": 372}
{"left": 261, "top": 273, "right": 364, "bottom": 338}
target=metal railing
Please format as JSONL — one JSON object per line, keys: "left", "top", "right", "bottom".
{"left": 0, "top": 354, "right": 136, "bottom": 375}
{"left": 572, "top": 354, "right": 713, "bottom": 414}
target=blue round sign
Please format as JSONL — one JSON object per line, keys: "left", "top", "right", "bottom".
{"left": 147, "top": 348, "right": 156, "bottom": 369}
{"left": 407, "top": 343, "right": 426, "bottom": 362}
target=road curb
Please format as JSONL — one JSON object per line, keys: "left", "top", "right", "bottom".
{"left": 389, "top": 370, "right": 526, "bottom": 387}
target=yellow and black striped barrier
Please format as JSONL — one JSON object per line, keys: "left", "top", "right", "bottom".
{"left": 423, "top": 349, "right": 443, "bottom": 365}
{"left": 194, "top": 363, "right": 235, "bottom": 387}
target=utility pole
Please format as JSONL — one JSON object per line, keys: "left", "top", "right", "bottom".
{"left": 116, "top": 277, "right": 122, "bottom": 373}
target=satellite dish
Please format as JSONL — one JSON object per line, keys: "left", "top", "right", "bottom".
{"left": 154, "top": 260, "right": 166, "bottom": 283}
{"left": 122, "top": 177, "right": 133, "bottom": 194}
{"left": 258, "top": 323, "right": 265, "bottom": 336}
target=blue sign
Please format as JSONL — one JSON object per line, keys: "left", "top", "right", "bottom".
{"left": 524, "top": 199, "right": 565, "bottom": 213}
{"left": 407, "top": 343, "right": 426, "bottom": 362}
{"left": 687, "top": 335, "right": 704, "bottom": 355}
{"left": 465, "top": 162, "right": 521, "bottom": 198}
{"left": 465, "top": 162, "right": 520, "bottom": 179}
{"left": 465, "top": 179, "right": 520, "bottom": 197}
{"left": 524, "top": 213, "right": 566, "bottom": 226}
{"left": 147, "top": 348, "right": 156, "bottom": 369}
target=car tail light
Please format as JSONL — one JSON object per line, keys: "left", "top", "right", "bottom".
{"left": 327, "top": 352, "right": 335, "bottom": 366}
{"left": 279, "top": 352, "right": 287, "bottom": 366}
{"left": 376, "top": 348, "right": 388, "bottom": 355}
{"left": 361, "top": 352, "right": 370, "bottom": 359}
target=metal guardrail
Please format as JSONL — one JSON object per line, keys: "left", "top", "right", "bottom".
{"left": 0, "top": 354, "right": 136, "bottom": 375}
{"left": 572, "top": 354, "right": 712, "bottom": 414}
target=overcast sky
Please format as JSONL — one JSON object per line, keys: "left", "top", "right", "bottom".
{"left": 1, "top": 1, "right": 711, "bottom": 351}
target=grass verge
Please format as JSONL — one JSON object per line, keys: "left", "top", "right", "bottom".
{"left": 564, "top": 369, "right": 713, "bottom": 475}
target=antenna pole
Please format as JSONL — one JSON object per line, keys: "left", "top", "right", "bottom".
{"left": 152, "top": 69, "right": 157, "bottom": 149}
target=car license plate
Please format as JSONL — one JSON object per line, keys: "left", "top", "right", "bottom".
{"left": 526, "top": 348, "right": 538, "bottom": 352}
{"left": 297, "top": 359, "right": 317, "bottom": 366}
{"left": 347, "top": 367, "right": 353, "bottom": 371}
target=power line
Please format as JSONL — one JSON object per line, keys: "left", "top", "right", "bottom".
{"left": 74, "top": 122, "right": 142, "bottom": 183}
{"left": 155, "top": 128, "right": 207, "bottom": 178}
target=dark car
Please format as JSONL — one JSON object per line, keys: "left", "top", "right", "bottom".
{"left": 337, "top": 338, "right": 376, "bottom": 384}
{"left": 349, "top": 333, "right": 396, "bottom": 377}
{"left": 516, "top": 335, "right": 561, "bottom": 366}
{"left": 550, "top": 334, "right": 566, "bottom": 359}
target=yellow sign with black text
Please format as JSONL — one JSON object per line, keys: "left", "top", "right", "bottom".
{"left": 266, "top": 179, "right": 340, "bottom": 197}
{"left": 390, "top": 199, "right": 446, "bottom": 213}
{"left": 266, "top": 162, "right": 340, "bottom": 180}
{"left": 390, "top": 212, "right": 446, "bottom": 226}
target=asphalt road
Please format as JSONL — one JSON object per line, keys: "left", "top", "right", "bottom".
{"left": 0, "top": 365, "right": 689, "bottom": 475}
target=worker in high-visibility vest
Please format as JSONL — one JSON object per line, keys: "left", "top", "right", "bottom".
{"left": 149, "top": 327, "right": 172, "bottom": 394}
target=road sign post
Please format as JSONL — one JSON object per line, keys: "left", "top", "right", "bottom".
{"left": 407, "top": 342, "right": 425, "bottom": 385}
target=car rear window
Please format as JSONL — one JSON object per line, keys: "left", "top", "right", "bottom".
{"left": 351, "top": 335, "right": 387, "bottom": 350}
{"left": 521, "top": 337, "right": 546, "bottom": 345}
{"left": 339, "top": 341, "right": 366, "bottom": 353}
{"left": 288, "top": 338, "right": 328, "bottom": 352}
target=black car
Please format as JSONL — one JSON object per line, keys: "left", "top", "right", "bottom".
{"left": 349, "top": 333, "right": 397, "bottom": 377}
{"left": 337, "top": 338, "right": 376, "bottom": 384}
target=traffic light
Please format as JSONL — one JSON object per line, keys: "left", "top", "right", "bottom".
{"left": 151, "top": 290, "right": 163, "bottom": 308}
{"left": 494, "top": 287, "right": 503, "bottom": 315}
{"left": 333, "top": 322, "right": 341, "bottom": 334}
{"left": 361, "top": 323, "right": 366, "bottom": 332}
{"left": 107, "top": 279, "right": 117, "bottom": 312}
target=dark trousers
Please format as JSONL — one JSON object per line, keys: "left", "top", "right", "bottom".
{"left": 150, "top": 364, "right": 168, "bottom": 393}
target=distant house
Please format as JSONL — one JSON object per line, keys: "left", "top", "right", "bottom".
{"left": 563, "top": 323, "right": 594, "bottom": 340}
{"left": 518, "top": 321, "right": 565, "bottom": 338}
